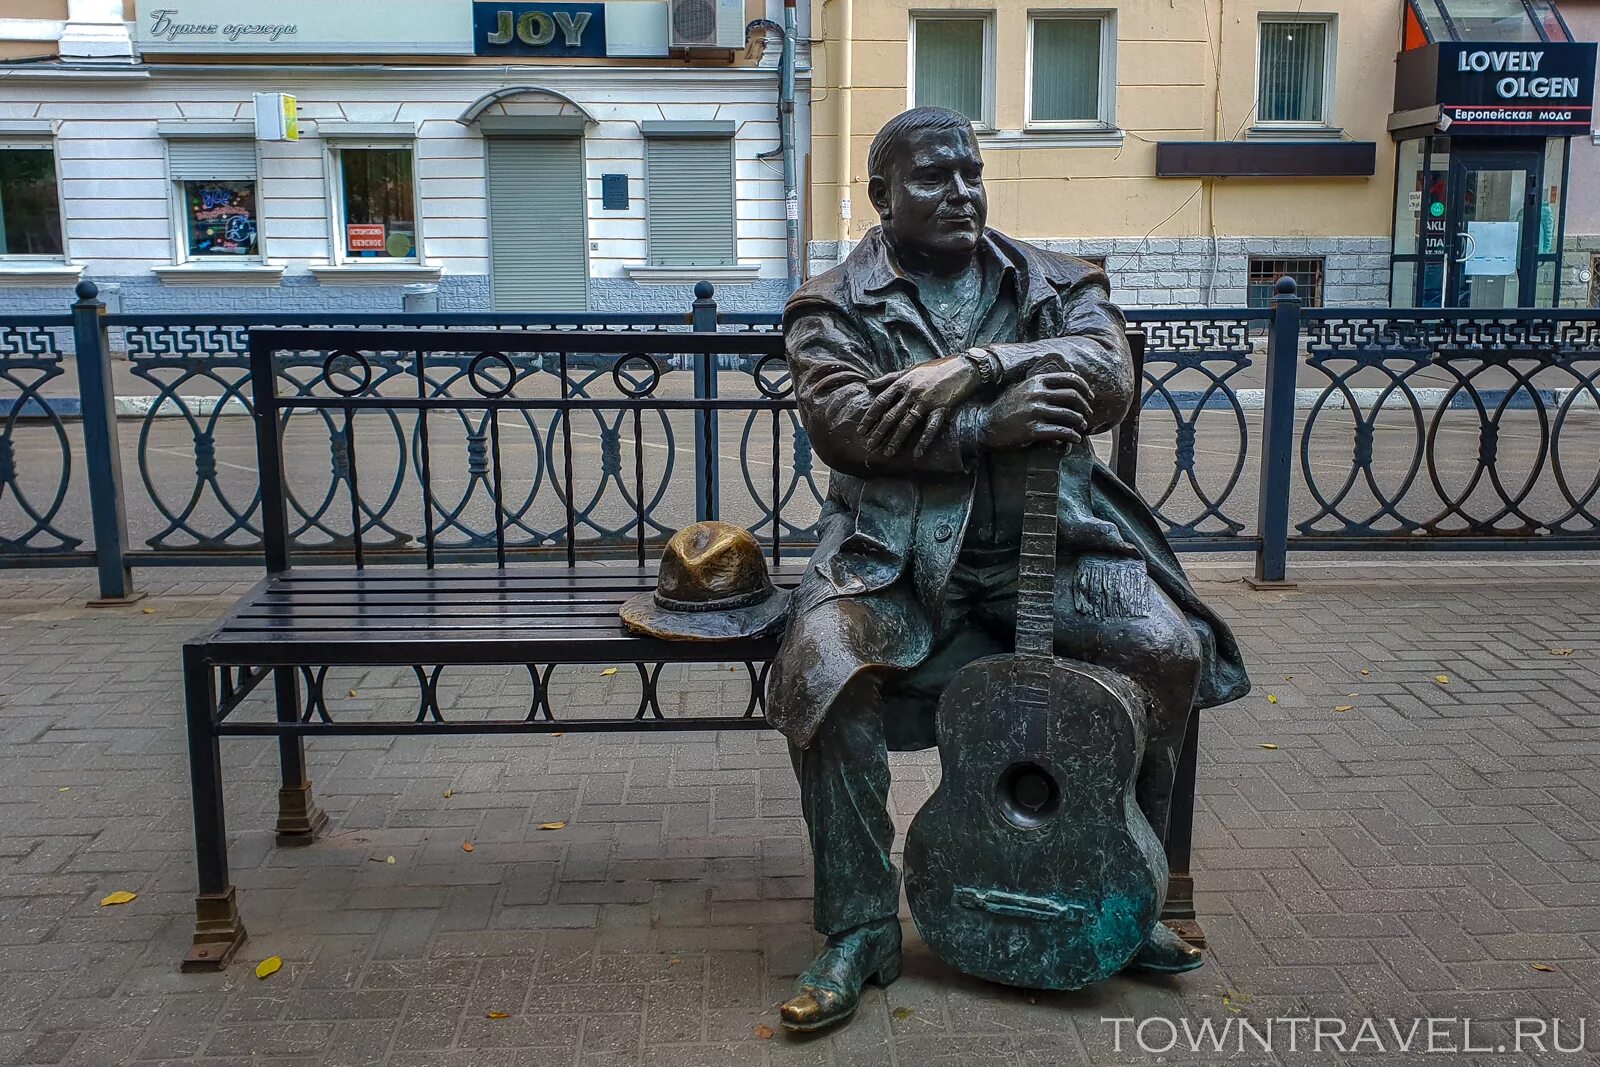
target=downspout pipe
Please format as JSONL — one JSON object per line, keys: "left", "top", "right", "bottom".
{"left": 750, "top": 7, "right": 802, "bottom": 293}
{"left": 836, "top": 0, "right": 852, "bottom": 261}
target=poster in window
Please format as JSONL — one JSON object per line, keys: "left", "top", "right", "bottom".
{"left": 186, "top": 181, "right": 258, "bottom": 256}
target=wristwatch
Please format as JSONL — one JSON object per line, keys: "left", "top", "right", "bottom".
{"left": 961, "top": 346, "right": 1002, "bottom": 390}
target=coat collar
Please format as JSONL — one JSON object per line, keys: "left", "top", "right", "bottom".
{"left": 837, "top": 226, "right": 1067, "bottom": 323}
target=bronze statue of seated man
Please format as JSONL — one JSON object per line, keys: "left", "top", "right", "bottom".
{"left": 766, "top": 106, "right": 1251, "bottom": 1032}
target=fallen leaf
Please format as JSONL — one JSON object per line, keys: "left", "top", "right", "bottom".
{"left": 386, "top": 855, "right": 396, "bottom": 865}
{"left": 348, "top": 689, "right": 358, "bottom": 698}
{"left": 1260, "top": 743, "right": 1279, "bottom": 750}
{"left": 462, "top": 842, "right": 474, "bottom": 853}
{"left": 1334, "top": 705, "right": 1354, "bottom": 713}
{"left": 1348, "top": 692, "right": 1360, "bottom": 697}
{"left": 1283, "top": 675, "right": 1293, "bottom": 681}
{"left": 599, "top": 667, "right": 618, "bottom": 677}
{"left": 99, "top": 891, "right": 137, "bottom": 907}
{"left": 254, "top": 955, "right": 282, "bottom": 980}
{"left": 58, "top": 787, "right": 70, "bottom": 792}
{"left": 1532, "top": 963, "right": 1556, "bottom": 972}
{"left": 753, "top": 1023, "right": 775, "bottom": 1039}
{"left": 1551, "top": 648, "right": 1574, "bottom": 657}
{"left": 891, "top": 1007, "right": 914, "bottom": 1021}
{"left": 443, "top": 789, "right": 454, "bottom": 799}
{"left": 538, "top": 822, "right": 567, "bottom": 831}
{"left": 1360, "top": 668, "right": 1372, "bottom": 676}
{"left": 1434, "top": 674, "right": 1450, "bottom": 684}
{"left": 668, "top": 957, "right": 682, "bottom": 966}
{"left": 551, "top": 732, "right": 563, "bottom": 737}
{"left": 485, "top": 1010, "right": 510, "bottom": 1020}
{"left": 1266, "top": 694, "right": 1279, "bottom": 704}
{"left": 141, "top": 607, "right": 154, "bottom": 615}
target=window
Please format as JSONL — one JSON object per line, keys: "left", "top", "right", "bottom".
{"left": 338, "top": 148, "right": 418, "bottom": 261}
{"left": 646, "top": 136, "right": 735, "bottom": 267}
{"left": 1248, "top": 257, "right": 1324, "bottom": 308}
{"left": 167, "top": 139, "right": 260, "bottom": 259}
{"left": 912, "top": 15, "right": 990, "bottom": 125}
{"left": 1029, "top": 14, "right": 1113, "bottom": 127}
{"left": 1257, "top": 16, "right": 1335, "bottom": 126}
{"left": 0, "top": 147, "right": 64, "bottom": 258}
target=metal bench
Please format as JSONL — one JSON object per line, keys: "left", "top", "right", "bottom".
{"left": 179, "top": 325, "right": 1204, "bottom": 971}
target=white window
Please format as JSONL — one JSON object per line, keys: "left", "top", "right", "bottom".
{"left": 910, "top": 14, "right": 993, "bottom": 127}
{"left": 331, "top": 145, "right": 421, "bottom": 263}
{"left": 1027, "top": 13, "right": 1116, "bottom": 128}
{"left": 0, "top": 144, "right": 65, "bottom": 260}
{"left": 1257, "top": 15, "right": 1337, "bottom": 127}
{"left": 166, "top": 139, "right": 261, "bottom": 261}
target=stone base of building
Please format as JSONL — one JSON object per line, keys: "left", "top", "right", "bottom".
{"left": 1561, "top": 235, "right": 1600, "bottom": 309}
{"left": 809, "top": 236, "right": 1394, "bottom": 308}
{"left": 0, "top": 275, "right": 794, "bottom": 317}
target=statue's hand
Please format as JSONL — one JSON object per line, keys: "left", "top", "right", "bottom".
{"left": 978, "top": 371, "right": 1095, "bottom": 451}
{"left": 862, "top": 355, "right": 981, "bottom": 458}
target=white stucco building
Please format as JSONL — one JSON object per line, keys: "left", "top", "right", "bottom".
{"left": 0, "top": 0, "right": 810, "bottom": 313}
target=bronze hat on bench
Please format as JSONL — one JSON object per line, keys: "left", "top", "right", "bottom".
{"left": 621, "top": 521, "right": 790, "bottom": 641}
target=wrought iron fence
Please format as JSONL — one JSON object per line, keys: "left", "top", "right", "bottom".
{"left": 3, "top": 277, "right": 1598, "bottom": 600}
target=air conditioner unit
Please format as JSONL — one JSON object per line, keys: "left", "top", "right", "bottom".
{"left": 669, "top": 0, "right": 746, "bottom": 50}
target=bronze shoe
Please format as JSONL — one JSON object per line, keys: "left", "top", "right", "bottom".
{"left": 779, "top": 918, "right": 902, "bottom": 1033}
{"left": 1126, "top": 921, "right": 1204, "bottom": 975}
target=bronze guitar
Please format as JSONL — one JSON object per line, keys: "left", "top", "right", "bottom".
{"left": 903, "top": 421, "right": 1167, "bottom": 990}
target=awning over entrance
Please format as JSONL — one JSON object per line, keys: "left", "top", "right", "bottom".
{"left": 1391, "top": 0, "right": 1597, "bottom": 138}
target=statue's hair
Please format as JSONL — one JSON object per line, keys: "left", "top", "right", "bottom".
{"left": 866, "top": 107, "right": 975, "bottom": 183}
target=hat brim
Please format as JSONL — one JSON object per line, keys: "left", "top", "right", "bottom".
{"left": 620, "top": 588, "right": 791, "bottom": 642}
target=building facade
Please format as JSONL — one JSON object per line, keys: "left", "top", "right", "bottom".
{"left": 808, "top": 0, "right": 1600, "bottom": 309}
{"left": 0, "top": 0, "right": 809, "bottom": 313}
{"left": 1563, "top": 0, "right": 1600, "bottom": 305}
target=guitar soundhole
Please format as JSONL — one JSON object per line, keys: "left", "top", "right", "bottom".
{"left": 997, "top": 762, "right": 1061, "bottom": 830}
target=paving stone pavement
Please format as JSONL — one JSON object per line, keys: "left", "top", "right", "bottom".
{"left": 0, "top": 560, "right": 1597, "bottom": 1067}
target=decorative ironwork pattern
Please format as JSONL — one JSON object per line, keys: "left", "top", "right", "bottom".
{"left": 211, "top": 660, "right": 773, "bottom": 727}
{"left": 1298, "top": 311, "right": 1600, "bottom": 543}
{"left": 249, "top": 328, "right": 797, "bottom": 568}
{"left": 1124, "top": 311, "right": 1266, "bottom": 544}
{"left": 0, "top": 319, "right": 85, "bottom": 557}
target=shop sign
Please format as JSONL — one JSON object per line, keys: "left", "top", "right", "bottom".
{"left": 474, "top": 3, "right": 605, "bottom": 57}
{"left": 347, "top": 225, "right": 387, "bottom": 253}
{"left": 1434, "top": 42, "right": 1597, "bottom": 136}
{"left": 136, "top": 0, "right": 473, "bottom": 54}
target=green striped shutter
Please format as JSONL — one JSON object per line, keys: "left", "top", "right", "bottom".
{"left": 486, "top": 137, "right": 588, "bottom": 311}
{"left": 646, "top": 137, "right": 735, "bottom": 266}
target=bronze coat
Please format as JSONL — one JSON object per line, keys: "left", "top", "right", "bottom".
{"left": 767, "top": 227, "right": 1251, "bottom": 749}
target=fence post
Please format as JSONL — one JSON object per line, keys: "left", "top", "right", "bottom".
{"left": 691, "top": 281, "right": 719, "bottom": 521}
{"left": 1251, "top": 276, "right": 1300, "bottom": 589}
{"left": 71, "top": 280, "right": 142, "bottom": 604}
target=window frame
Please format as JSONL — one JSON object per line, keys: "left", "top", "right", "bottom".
{"left": 0, "top": 139, "right": 69, "bottom": 263}
{"left": 1025, "top": 10, "right": 1117, "bottom": 131}
{"left": 325, "top": 140, "right": 426, "bottom": 267}
{"left": 908, "top": 11, "right": 996, "bottom": 130}
{"left": 1254, "top": 13, "right": 1339, "bottom": 131}
{"left": 165, "top": 140, "right": 264, "bottom": 265}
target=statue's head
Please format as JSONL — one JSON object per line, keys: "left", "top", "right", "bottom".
{"left": 867, "top": 107, "right": 987, "bottom": 271}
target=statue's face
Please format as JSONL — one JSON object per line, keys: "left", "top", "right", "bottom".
{"left": 874, "top": 125, "right": 987, "bottom": 263}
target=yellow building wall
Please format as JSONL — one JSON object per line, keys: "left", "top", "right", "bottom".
{"left": 810, "top": 0, "right": 1401, "bottom": 245}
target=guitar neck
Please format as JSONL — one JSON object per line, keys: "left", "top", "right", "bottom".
{"left": 1014, "top": 442, "right": 1063, "bottom": 662}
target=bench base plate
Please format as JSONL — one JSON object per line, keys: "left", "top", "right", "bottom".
{"left": 182, "top": 887, "right": 247, "bottom": 972}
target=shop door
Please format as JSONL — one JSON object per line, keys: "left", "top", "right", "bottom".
{"left": 486, "top": 137, "right": 588, "bottom": 311}
{"left": 1446, "top": 148, "right": 1541, "bottom": 308}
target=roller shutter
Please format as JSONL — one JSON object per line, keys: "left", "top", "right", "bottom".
{"left": 486, "top": 137, "right": 588, "bottom": 312}
{"left": 646, "top": 137, "right": 735, "bottom": 267}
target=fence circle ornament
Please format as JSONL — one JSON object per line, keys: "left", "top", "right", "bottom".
{"left": 467, "top": 351, "right": 516, "bottom": 398}
{"left": 612, "top": 353, "right": 662, "bottom": 398}
{"left": 322, "top": 350, "right": 373, "bottom": 397}
{"left": 753, "top": 353, "right": 793, "bottom": 399}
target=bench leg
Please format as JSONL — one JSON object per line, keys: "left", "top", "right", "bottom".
{"left": 1161, "top": 704, "right": 1206, "bottom": 949}
{"left": 183, "top": 647, "right": 246, "bottom": 972}
{"left": 273, "top": 668, "right": 328, "bottom": 847}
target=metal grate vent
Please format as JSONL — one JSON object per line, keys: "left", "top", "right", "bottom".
{"left": 1248, "top": 256, "right": 1324, "bottom": 308}
{"left": 672, "top": 0, "right": 717, "bottom": 43}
